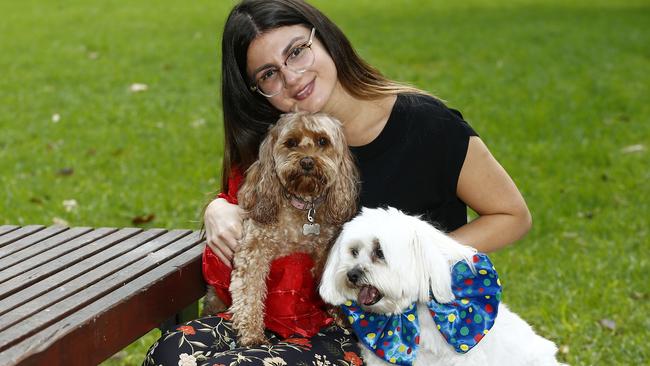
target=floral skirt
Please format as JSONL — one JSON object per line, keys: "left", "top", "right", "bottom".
{"left": 142, "top": 314, "right": 363, "bottom": 366}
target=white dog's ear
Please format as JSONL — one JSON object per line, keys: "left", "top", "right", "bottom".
{"left": 319, "top": 235, "right": 347, "bottom": 305}
{"left": 412, "top": 220, "right": 473, "bottom": 304}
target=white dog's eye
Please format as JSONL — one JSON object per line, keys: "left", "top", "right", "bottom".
{"left": 373, "top": 247, "right": 385, "bottom": 261}
{"left": 371, "top": 238, "right": 385, "bottom": 261}
{"left": 350, "top": 247, "right": 359, "bottom": 258}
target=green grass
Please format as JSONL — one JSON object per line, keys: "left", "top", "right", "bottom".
{"left": 1, "top": 0, "right": 648, "bottom": 364}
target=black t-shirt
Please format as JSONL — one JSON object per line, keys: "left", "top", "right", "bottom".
{"left": 350, "top": 93, "right": 478, "bottom": 232}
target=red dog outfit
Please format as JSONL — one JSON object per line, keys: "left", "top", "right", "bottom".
{"left": 202, "top": 166, "right": 333, "bottom": 338}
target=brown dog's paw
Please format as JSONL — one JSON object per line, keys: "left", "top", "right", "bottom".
{"left": 202, "top": 287, "right": 227, "bottom": 316}
{"left": 327, "top": 306, "right": 351, "bottom": 330}
{"left": 333, "top": 314, "right": 349, "bottom": 329}
{"left": 238, "top": 333, "right": 271, "bottom": 347}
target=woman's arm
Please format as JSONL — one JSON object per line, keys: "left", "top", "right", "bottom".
{"left": 449, "top": 136, "right": 532, "bottom": 252}
{"left": 204, "top": 166, "right": 246, "bottom": 267}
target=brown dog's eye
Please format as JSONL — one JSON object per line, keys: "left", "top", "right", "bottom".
{"left": 350, "top": 247, "right": 359, "bottom": 258}
{"left": 285, "top": 138, "right": 298, "bottom": 148}
{"left": 317, "top": 137, "right": 328, "bottom": 147}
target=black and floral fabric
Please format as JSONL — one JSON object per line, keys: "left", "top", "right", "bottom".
{"left": 143, "top": 314, "right": 363, "bottom": 366}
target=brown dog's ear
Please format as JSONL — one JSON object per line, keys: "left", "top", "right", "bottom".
{"left": 322, "top": 131, "right": 360, "bottom": 225}
{"left": 237, "top": 130, "right": 283, "bottom": 224}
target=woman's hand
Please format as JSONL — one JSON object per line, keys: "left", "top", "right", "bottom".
{"left": 204, "top": 198, "right": 245, "bottom": 267}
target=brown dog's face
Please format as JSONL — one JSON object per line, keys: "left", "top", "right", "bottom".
{"left": 238, "top": 111, "right": 358, "bottom": 225}
{"left": 270, "top": 113, "right": 346, "bottom": 201}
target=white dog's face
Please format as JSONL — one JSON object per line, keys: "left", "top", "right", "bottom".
{"left": 319, "top": 207, "right": 477, "bottom": 315}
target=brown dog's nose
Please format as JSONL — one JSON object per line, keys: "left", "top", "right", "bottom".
{"left": 300, "top": 157, "right": 314, "bottom": 171}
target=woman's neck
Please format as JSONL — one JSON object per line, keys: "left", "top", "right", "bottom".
{"left": 322, "top": 82, "right": 397, "bottom": 147}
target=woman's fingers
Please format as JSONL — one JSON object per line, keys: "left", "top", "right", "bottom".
{"left": 207, "top": 235, "right": 233, "bottom": 268}
{"left": 221, "top": 222, "right": 242, "bottom": 252}
{"left": 213, "top": 245, "right": 232, "bottom": 268}
{"left": 203, "top": 197, "right": 246, "bottom": 268}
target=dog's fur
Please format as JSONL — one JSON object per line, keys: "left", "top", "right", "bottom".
{"left": 210, "top": 112, "right": 358, "bottom": 346}
{"left": 320, "top": 207, "right": 567, "bottom": 366}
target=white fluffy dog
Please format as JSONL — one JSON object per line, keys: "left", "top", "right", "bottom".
{"left": 319, "top": 207, "right": 566, "bottom": 366}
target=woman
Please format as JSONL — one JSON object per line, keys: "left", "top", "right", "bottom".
{"left": 144, "top": 0, "right": 531, "bottom": 365}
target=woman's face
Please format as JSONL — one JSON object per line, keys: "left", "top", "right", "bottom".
{"left": 246, "top": 24, "right": 338, "bottom": 113}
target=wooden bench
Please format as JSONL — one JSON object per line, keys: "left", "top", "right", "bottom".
{"left": 0, "top": 224, "right": 206, "bottom": 366}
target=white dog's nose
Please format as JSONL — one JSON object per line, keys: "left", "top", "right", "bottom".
{"left": 347, "top": 267, "right": 363, "bottom": 284}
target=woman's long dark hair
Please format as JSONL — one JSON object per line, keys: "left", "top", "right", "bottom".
{"left": 219, "top": 0, "right": 424, "bottom": 191}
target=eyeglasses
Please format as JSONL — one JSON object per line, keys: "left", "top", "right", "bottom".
{"left": 250, "top": 27, "right": 316, "bottom": 98}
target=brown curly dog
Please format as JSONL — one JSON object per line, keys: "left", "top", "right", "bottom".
{"left": 224, "top": 112, "right": 359, "bottom": 346}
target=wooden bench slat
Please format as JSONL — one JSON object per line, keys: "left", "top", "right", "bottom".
{"left": 0, "top": 228, "right": 145, "bottom": 314}
{"left": 0, "top": 226, "right": 95, "bottom": 268}
{"left": 0, "top": 229, "right": 189, "bottom": 331}
{"left": 0, "top": 225, "right": 56, "bottom": 254}
{"left": 0, "top": 225, "right": 45, "bottom": 247}
{"left": 3, "top": 238, "right": 205, "bottom": 366}
{"left": 0, "top": 227, "right": 100, "bottom": 286}
{"left": 0, "top": 225, "right": 20, "bottom": 237}
{"left": 0, "top": 231, "right": 200, "bottom": 352}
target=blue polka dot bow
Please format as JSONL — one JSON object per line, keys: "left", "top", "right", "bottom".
{"left": 340, "top": 253, "right": 502, "bottom": 365}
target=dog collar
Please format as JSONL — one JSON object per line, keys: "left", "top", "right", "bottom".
{"left": 287, "top": 194, "right": 325, "bottom": 211}
{"left": 284, "top": 193, "right": 325, "bottom": 236}
{"left": 340, "top": 253, "right": 501, "bottom": 365}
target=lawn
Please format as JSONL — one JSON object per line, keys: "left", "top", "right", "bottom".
{"left": 1, "top": 0, "right": 648, "bottom": 365}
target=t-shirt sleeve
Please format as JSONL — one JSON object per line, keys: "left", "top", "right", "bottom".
{"left": 433, "top": 103, "right": 478, "bottom": 197}
{"left": 448, "top": 108, "right": 478, "bottom": 137}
